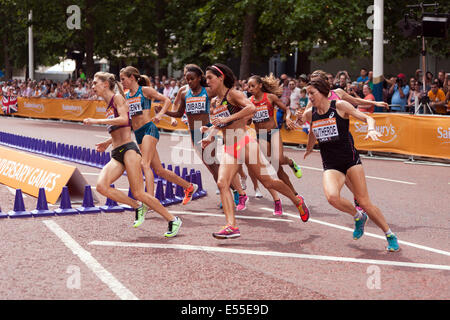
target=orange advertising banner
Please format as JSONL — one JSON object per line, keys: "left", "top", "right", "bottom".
{"left": 0, "top": 146, "right": 90, "bottom": 204}
{"left": 4, "top": 98, "right": 449, "bottom": 159}
{"left": 12, "top": 97, "right": 107, "bottom": 121}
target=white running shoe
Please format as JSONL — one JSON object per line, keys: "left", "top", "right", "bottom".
{"left": 254, "top": 188, "right": 263, "bottom": 198}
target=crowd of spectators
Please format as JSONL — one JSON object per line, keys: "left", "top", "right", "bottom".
{"left": 2, "top": 67, "right": 449, "bottom": 116}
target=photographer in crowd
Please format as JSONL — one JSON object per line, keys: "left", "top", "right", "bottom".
{"left": 389, "top": 73, "right": 410, "bottom": 112}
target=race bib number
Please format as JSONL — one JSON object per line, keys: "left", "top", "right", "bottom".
{"left": 252, "top": 105, "right": 270, "bottom": 123}
{"left": 211, "top": 103, "right": 231, "bottom": 128}
{"left": 127, "top": 96, "right": 143, "bottom": 117}
{"left": 186, "top": 96, "right": 207, "bottom": 114}
{"left": 312, "top": 118, "right": 339, "bottom": 143}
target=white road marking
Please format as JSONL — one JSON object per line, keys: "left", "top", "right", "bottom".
{"left": 43, "top": 220, "right": 138, "bottom": 300}
{"left": 81, "top": 172, "right": 100, "bottom": 176}
{"left": 89, "top": 240, "right": 450, "bottom": 272}
{"left": 261, "top": 208, "right": 450, "bottom": 257}
{"left": 168, "top": 210, "right": 292, "bottom": 223}
{"left": 300, "top": 166, "right": 416, "bottom": 185}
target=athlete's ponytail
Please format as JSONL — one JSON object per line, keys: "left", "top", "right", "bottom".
{"left": 116, "top": 80, "right": 126, "bottom": 98}
{"left": 249, "top": 73, "right": 282, "bottom": 97}
{"left": 120, "top": 66, "right": 147, "bottom": 86}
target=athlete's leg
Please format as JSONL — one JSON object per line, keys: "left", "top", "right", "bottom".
{"left": 322, "top": 169, "right": 356, "bottom": 215}
{"left": 96, "top": 159, "right": 139, "bottom": 208}
{"left": 217, "top": 152, "right": 241, "bottom": 227}
{"left": 268, "top": 130, "right": 297, "bottom": 195}
{"left": 245, "top": 139, "right": 300, "bottom": 206}
{"left": 139, "top": 135, "right": 159, "bottom": 196}
{"left": 124, "top": 150, "right": 174, "bottom": 222}
{"left": 346, "top": 165, "right": 390, "bottom": 232}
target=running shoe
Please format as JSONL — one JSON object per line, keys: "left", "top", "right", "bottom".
{"left": 182, "top": 183, "right": 198, "bottom": 205}
{"left": 296, "top": 195, "right": 310, "bottom": 222}
{"left": 164, "top": 216, "right": 182, "bottom": 238}
{"left": 233, "top": 190, "right": 240, "bottom": 206}
{"left": 254, "top": 188, "right": 263, "bottom": 198}
{"left": 133, "top": 202, "right": 148, "bottom": 228}
{"left": 386, "top": 234, "right": 400, "bottom": 252}
{"left": 273, "top": 200, "right": 283, "bottom": 216}
{"left": 290, "top": 159, "right": 303, "bottom": 179}
{"left": 212, "top": 225, "right": 241, "bottom": 239}
{"left": 236, "top": 194, "right": 249, "bottom": 211}
{"left": 353, "top": 212, "right": 368, "bottom": 240}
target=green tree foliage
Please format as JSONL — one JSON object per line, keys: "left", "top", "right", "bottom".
{"left": 1, "top": 0, "right": 448, "bottom": 80}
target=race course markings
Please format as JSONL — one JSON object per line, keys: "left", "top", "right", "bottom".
{"left": 300, "top": 166, "right": 416, "bottom": 185}
{"left": 89, "top": 240, "right": 450, "bottom": 272}
{"left": 260, "top": 208, "right": 450, "bottom": 258}
{"left": 43, "top": 220, "right": 139, "bottom": 300}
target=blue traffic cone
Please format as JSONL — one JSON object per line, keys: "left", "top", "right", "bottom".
{"left": 195, "top": 170, "right": 207, "bottom": 197}
{"left": 31, "top": 188, "right": 55, "bottom": 217}
{"left": 8, "top": 189, "right": 32, "bottom": 218}
{"left": 55, "top": 186, "right": 79, "bottom": 215}
{"left": 100, "top": 185, "right": 125, "bottom": 213}
{"left": 174, "top": 165, "right": 181, "bottom": 177}
{"left": 77, "top": 185, "right": 101, "bottom": 214}
{"left": 121, "top": 188, "right": 136, "bottom": 211}
{"left": 164, "top": 180, "right": 178, "bottom": 205}
{"left": 190, "top": 172, "right": 201, "bottom": 200}
{"left": 181, "top": 167, "right": 188, "bottom": 180}
{"left": 155, "top": 180, "right": 170, "bottom": 206}
{"left": 174, "top": 183, "right": 184, "bottom": 203}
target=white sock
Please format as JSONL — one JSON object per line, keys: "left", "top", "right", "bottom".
{"left": 385, "top": 229, "right": 394, "bottom": 237}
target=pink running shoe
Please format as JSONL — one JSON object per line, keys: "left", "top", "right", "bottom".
{"left": 212, "top": 225, "right": 241, "bottom": 239}
{"left": 273, "top": 200, "right": 283, "bottom": 216}
{"left": 236, "top": 194, "right": 249, "bottom": 211}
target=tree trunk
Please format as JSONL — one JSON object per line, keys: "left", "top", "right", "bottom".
{"left": 296, "top": 50, "right": 311, "bottom": 76}
{"left": 239, "top": 9, "right": 257, "bottom": 80}
{"left": 2, "top": 33, "right": 12, "bottom": 80}
{"left": 84, "top": 0, "right": 95, "bottom": 79}
{"left": 155, "top": 0, "right": 168, "bottom": 77}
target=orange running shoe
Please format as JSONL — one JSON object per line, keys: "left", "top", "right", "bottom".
{"left": 296, "top": 195, "right": 310, "bottom": 222}
{"left": 182, "top": 183, "right": 198, "bottom": 205}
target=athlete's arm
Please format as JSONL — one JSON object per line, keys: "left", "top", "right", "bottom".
{"left": 83, "top": 95, "right": 129, "bottom": 127}
{"left": 210, "top": 89, "right": 255, "bottom": 127}
{"left": 156, "top": 90, "right": 187, "bottom": 118}
{"left": 302, "top": 109, "right": 315, "bottom": 159}
{"left": 335, "top": 88, "right": 389, "bottom": 109}
{"left": 141, "top": 86, "right": 172, "bottom": 123}
{"left": 269, "top": 93, "right": 288, "bottom": 112}
{"left": 336, "top": 100, "right": 381, "bottom": 141}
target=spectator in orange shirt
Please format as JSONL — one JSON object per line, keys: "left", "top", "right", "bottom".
{"left": 357, "top": 84, "right": 375, "bottom": 113}
{"left": 428, "top": 80, "right": 446, "bottom": 115}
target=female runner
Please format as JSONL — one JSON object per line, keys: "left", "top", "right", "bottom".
{"left": 157, "top": 64, "right": 247, "bottom": 208}
{"left": 247, "top": 74, "right": 304, "bottom": 215}
{"left": 83, "top": 72, "right": 182, "bottom": 237}
{"left": 119, "top": 66, "right": 197, "bottom": 227}
{"left": 200, "top": 64, "right": 310, "bottom": 239}
{"left": 292, "top": 70, "right": 389, "bottom": 214}
{"left": 300, "top": 77, "right": 399, "bottom": 252}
